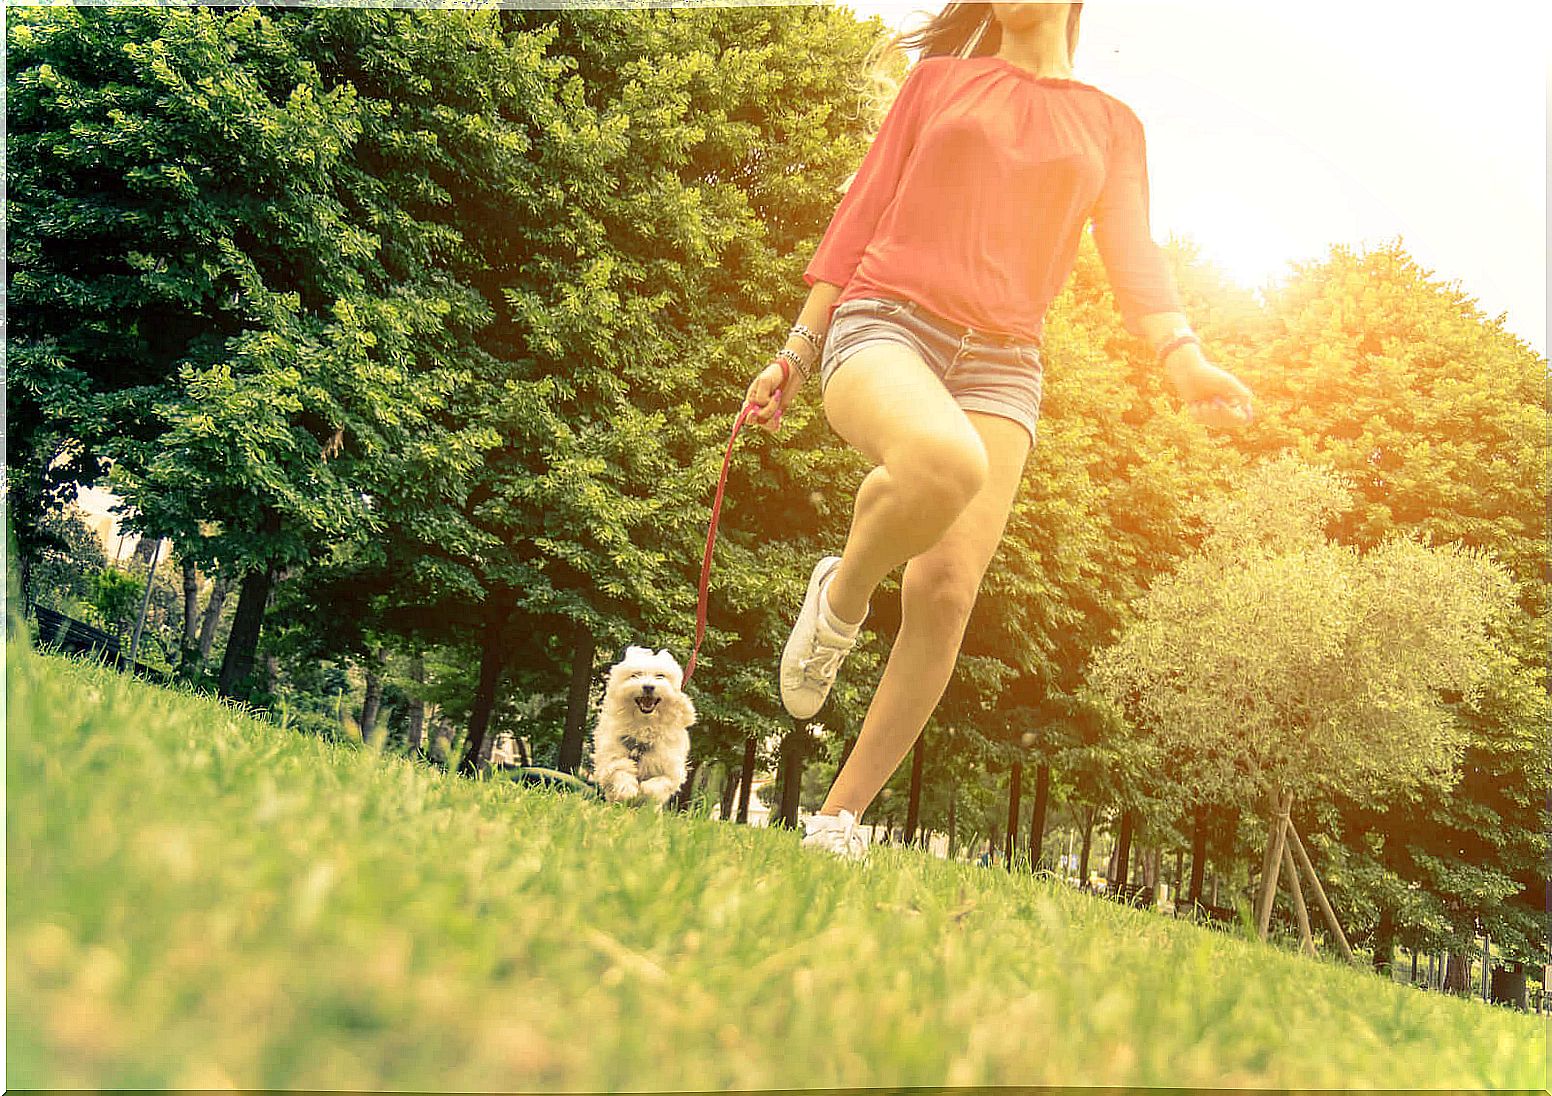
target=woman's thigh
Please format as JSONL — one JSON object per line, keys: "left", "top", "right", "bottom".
{"left": 821, "top": 339, "right": 982, "bottom": 471}
{"left": 904, "top": 411, "right": 1031, "bottom": 588}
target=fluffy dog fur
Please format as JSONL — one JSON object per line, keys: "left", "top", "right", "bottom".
{"left": 591, "top": 646, "right": 695, "bottom": 807}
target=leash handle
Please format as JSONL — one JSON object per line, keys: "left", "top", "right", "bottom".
{"left": 684, "top": 360, "right": 791, "bottom": 686}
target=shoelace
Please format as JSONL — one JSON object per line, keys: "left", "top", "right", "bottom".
{"left": 799, "top": 639, "right": 850, "bottom": 683}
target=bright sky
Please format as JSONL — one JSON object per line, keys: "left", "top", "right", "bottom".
{"left": 835, "top": 0, "right": 1548, "bottom": 354}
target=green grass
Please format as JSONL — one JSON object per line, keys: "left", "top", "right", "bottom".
{"left": 8, "top": 642, "right": 1546, "bottom": 1091}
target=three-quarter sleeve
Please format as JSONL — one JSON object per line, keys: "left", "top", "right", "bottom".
{"left": 1091, "top": 101, "right": 1182, "bottom": 334}
{"left": 804, "top": 59, "right": 939, "bottom": 290}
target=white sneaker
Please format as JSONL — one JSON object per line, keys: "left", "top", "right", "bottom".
{"left": 780, "top": 556, "right": 864, "bottom": 720}
{"left": 801, "top": 809, "right": 869, "bottom": 861}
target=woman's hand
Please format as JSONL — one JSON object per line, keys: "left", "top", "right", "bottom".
{"left": 1164, "top": 352, "right": 1254, "bottom": 429}
{"left": 744, "top": 359, "right": 802, "bottom": 434}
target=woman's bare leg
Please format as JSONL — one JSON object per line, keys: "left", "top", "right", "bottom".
{"left": 821, "top": 412, "right": 1031, "bottom": 816}
{"left": 819, "top": 343, "right": 991, "bottom": 624}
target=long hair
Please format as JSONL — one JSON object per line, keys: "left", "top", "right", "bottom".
{"left": 862, "top": 3, "right": 1083, "bottom": 122}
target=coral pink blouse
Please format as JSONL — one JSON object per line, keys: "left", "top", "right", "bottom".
{"left": 804, "top": 54, "right": 1182, "bottom": 341}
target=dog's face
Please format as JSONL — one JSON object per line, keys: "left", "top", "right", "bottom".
{"left": 603, "top": 646, "right": 693, "bottom": 731}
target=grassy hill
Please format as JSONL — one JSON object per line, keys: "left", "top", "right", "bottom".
{"left": 7, "top": 642, "right": 1545, "bottom": 1090}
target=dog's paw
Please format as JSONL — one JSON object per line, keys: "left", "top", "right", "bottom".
{"left": 605, "top": 776, "right": 642, "bottom": 803}
{"left": 637, "top": 776, "right": 681, "bottom": 809}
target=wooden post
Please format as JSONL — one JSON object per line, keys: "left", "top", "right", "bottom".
{"left": 1286, "top": 821, "right": 1355, "bottom": 962}
{"left": 128, "top": 537, "right": 164, "bottom": 668}
{"left": 1255, "top": 789, "right": 1290, "bottom": 940}
{"left": 1281, "top": 839, "right": 1315, "bottom": 956}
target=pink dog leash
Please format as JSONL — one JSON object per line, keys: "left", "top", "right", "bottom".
{"left": 683, "top": 361, "right": 791, "bottom": 687}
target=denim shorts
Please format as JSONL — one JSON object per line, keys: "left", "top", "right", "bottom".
{"left": 818, "top": 296, "right": 1044, "bottom": 447}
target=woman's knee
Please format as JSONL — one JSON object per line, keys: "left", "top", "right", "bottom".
{"left": 901, "top": 552, "right": 984, "bottom": 630}
{"left": 891, "top": 433, "right": 989, "bottom": 517}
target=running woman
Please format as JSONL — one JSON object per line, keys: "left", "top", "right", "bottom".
{"left": 745, "top": 3, "right": 1253, "bottom": 858}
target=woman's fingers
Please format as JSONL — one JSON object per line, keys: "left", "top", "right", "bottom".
{"left": 746, "top": 362, "right": 794, "bottom": 433}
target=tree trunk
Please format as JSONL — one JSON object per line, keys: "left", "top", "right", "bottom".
{"left": 1003, "top": 761, "right": 1023, "bottom": 870}
{"left": 217, "top": 565, "right": 274, "bottom": 699}
{"left": 947, "top": 781, "right": 959, "bottom": 859}
{"left": 359, "top": 649, "right": 385, "bottom": 744}
{"left": 736, "top": 735, "right": 757, "bottom": 823}
{"left": 1371, "top": 909, "right": 1396, "bottom": 976}
{"left": 180, "top": 555, "right": 200, "bottom": 665}
{"left": 197, "top": 572, "right": 230, "bottom": 664}
{"left": 670, "top": 760, "right": 699, "bottom": 812}
{"left": 1443, "top": 951, "right": 1471, "bottom": 994}
{"left": 1114, "top": 809, "right": 1135, "bottom": 888}
{"left": 555, "top": 620, "right": 596, "bottom": 774}
{"left": 1078, "top": 810, "right": 1095, "bottom": 885}
{"left": 406, "top": 654, "right": 426, "bottom": 751}
{"left": 719, "top": 761, "right": 740, "bottom": 820}
{"left": 903, "top": 736, "right": 926, "bottom": 845}
{"left": 1028, "top": 763, "right": 1050, "bottom": 870}
{"left": 774, "top": 721, "right": 807, "bottom": 829}
{"left": 1188, "top": 804, "right": 1208, "bottom": 904}
{"left": 428, "top": 714, "right": 453, "bottom": 769}
{"left": 457, "top": 609, "right": 508, "bottom": 775}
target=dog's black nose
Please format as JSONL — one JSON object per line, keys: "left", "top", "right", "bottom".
{"left": 641, "top": 683, "right": 655, "bottom": 695}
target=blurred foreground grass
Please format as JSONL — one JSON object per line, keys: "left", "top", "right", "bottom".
{"left": 8, "top": 642, "right": 1545, "bottom": 1090}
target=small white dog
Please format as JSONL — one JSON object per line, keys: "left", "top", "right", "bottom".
{"left": 591, "top": 646, "right": 695, "bottom": 808}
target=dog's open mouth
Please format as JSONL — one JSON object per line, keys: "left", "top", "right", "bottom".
{"left": 634, "top": 695, "right": 660, "bottom": 715}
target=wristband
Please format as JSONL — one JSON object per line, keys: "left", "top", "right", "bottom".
{"left": 775, "top": 346, "right": 810, "bottom": 383}
{"left": 1156, "top": 333, "right": 1200, "bottom": 367}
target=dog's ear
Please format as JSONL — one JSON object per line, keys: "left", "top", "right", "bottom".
{"left": 624, "top": 645, "right": 653, "bottom": 664}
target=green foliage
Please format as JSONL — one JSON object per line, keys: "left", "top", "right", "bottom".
{"left": 1091, "top": 454, "right": 1514, "bottom": 811}
{"left": 88, "top": 568, "right": 144, "bottom": 638}
{"left": 25, "top": 504, "right": 108, "bottom": 611}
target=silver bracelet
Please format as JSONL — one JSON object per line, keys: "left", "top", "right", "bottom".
{"left": 788, "top": 322, "right": 826, "bottom": 357}
{"left": 775, "top": 346, "right": 811, "bottom": 383}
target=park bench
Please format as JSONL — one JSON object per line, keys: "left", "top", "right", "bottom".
{"left": 1108, "top": 881, "right": 1156, "bottom": 909}
{"left": 31, "top": 603, "right": 121, "bottom": 659}
{"left": 28, "top": 603, "right": 168, "bottom": 682}
{"left": 1177, "top": 900, "right": 1240, "bottom": 930}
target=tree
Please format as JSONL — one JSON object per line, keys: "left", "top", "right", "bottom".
{"left": 1090, "top": 455, "right": 1515, "bottom": 952}
{"left": 24, "top": 504, "right": 108, "bottom": 613}
{"left": 1242, "top": 241, "right": 1549, "bottom": 968}
{"left": 6, "top": 6, "right": 451, "bottom": 699}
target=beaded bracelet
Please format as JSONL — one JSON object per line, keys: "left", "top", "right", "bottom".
{"left": 788, "top": 322, "right": 826, "bottom": 357}
{"left": 1156, "top": 332, "right": 1201, "bottom": 367}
